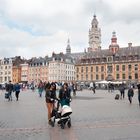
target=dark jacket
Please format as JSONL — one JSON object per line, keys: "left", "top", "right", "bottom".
{"left": 45, "top": 89, "right": 56, "bottom": 103}
{"left": 128, "top": 88, "right": 134, "bottom": 97}
{"left": 14, "top": 84, "right": 20, "bottom": 92}
{"left": 59, "top": 88, "right": 71, "bottom": 100}
{"left": 6, "top": 83, "right": 14, "bottom": 92}
{"left": 119, "top": 84, "right": 125, "bottom": 92}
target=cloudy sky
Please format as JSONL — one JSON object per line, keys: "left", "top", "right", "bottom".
{"left": 0, "top": 0, "right": 140, "bottom": 59}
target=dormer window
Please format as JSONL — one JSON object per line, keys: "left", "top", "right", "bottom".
{"left": 122, "top": 54, "right": 126, "bottom": 60}
{"left": 115, "top": 54, "right": 119, "bottom": 61}
{"left": 107, "top": 56, "right": 113, "bottom": 62}
{"left": 128, "top": 55, "right": 133, "bottom": 60}
{"left": 134, "top": 55, "right": 139, "bottom": 60}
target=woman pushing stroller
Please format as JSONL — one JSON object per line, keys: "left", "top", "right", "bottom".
{"left": 45, "top": 82, "right": 72, "bottom": 128}
{"left": 56, "top": 82, "right": 72, "bottom": 129}
{"left": 59, "top": 83, "right": 71, "bottom": 107}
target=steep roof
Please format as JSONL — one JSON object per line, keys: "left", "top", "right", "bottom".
{"left": 76, "top": 45, "right": 140, "bottom": 64}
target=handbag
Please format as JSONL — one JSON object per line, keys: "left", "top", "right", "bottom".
{"left": 5, "top": 93, "right": 9, "bottom": 99}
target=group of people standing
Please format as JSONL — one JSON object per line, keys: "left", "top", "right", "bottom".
{"left": 5, "top": 80, "right": 21, "bottom": 101}
{"left": 119, "top": 83, "right": 140, "bottom": 105}
{"left": 4, "top": 80, "right": 75, "bottom": 125}
{"left": 36, "top": 81, "right": 77, "bottom": 98}
{"left": 45, "top": 82, "right": 72, "bottom": 125}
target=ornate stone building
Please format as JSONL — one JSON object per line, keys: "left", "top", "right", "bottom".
{"left": 76, "top": 32, "right": 140, "bottom": 84}
{"left": 12, "top": 56, "right": 25, "bottom": 84}
{"left": 28, "top": 57, "right": 49, "bottom": 84}
{"left": 0, "top": 56, "right": 24, "bottom": 84}
{"left": 0, "top": 58, "right": 13, "bottom": 83}
{"left": 48, "top": 52, "right": 75, "bottom": 82}
{"left": 20, "top": 62, "right": 29, "bottom": 83}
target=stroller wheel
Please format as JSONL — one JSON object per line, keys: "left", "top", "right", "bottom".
{"left": 67, "top": 120, "right": 71, "bottom": 128}
{"left": 51, "top": 121, "right": 55, "bottom": 127}
{"left": 61, "top": 122, "right": 65, "bottom": 129}
{"left": 50, "top": 119, "right": 55, "bottom": 127}
{"left": 53, "top": 117, "right": 55, "bottom": 124}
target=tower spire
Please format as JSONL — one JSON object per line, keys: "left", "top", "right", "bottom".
{"left": 66, "top": 38, "right": 71, "bottom": 54}
{"left": 109, "top": 31, "right": 119, "bottom": 54}
{"left": 88, "top": 15, "right": 101, "bottom": 52}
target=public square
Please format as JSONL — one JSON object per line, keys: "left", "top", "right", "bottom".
{"left": 0, "top": 89, "right": 140, "bottom": 140}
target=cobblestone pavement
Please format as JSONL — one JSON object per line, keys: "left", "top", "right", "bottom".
{"left": 0, "top": 89, "right": 140, "bottom": 140}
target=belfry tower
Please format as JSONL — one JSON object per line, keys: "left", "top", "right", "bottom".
{"left": 88, "top": 15, "right": 101, "bottom": 52}
{"left": 66, "top": 38, "right": 71, "bottom": 54}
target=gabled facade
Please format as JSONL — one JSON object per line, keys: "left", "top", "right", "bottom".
{"left": 76, "top": 32, "right": 140, "bottom": 83}
{"left": 20, "top": 63, "right": 29, "bottom": 83}
{"left": 0, "top": 58, "right": 13, "bottom": 83}
{"left": 48, "top": 52, "right": 75, "bottom": 82}
{"left": 28, "top": 57, "right": 48, "bottom": 84}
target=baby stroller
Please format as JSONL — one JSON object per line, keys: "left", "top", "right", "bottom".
{"left": 50, "top": 99, "right": 72, "bottom": 129}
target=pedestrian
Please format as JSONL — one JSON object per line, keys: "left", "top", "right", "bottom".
{"left": 127, "top": 86, "right": 134, "bottom": 104}
{"left": 92, "top": 82, "right": 96, "bottom": 93}
{"left": 137, "top": 83, "right": 140, "bottom": 106}
{"left": 108, "top": 82, "right": 111, "bottom": 92}
{"left": 45, "top": 82, "right": 56, "bottom": 125}
{"left": 59, "top": 83, "right": 71, "bottom": 107}
{"left": 119, "top": 83, "right": 125, "bottom": 99}
{"left": 5, "top": 80, "right": 14, "bottom": 101}
{"left": 38, "top": 80, "right": 44, "bottom": 97}
{"left": 44, "top": 81, "right": 50, "bottom": 91}
{"left": 72, "top": 82, "right": 77, "bottom": 96}
{"left": 90, "top": 82, "right": 96, "bottom": 94}
{"left": 14, "top": 83, "right": 21, "bottom": 101}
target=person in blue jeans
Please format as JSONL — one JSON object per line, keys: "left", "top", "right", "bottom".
{"left": 14, "top": 83, "right": 21, "bottom": 101}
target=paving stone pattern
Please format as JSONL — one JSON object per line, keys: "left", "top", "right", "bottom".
{"left": 0, "top": 89, "right": 140, "bottom": 140}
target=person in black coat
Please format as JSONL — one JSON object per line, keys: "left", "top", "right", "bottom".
{"left": 127, "top": 86, "right": 134, "bottom": 104}
{"left": 119, "top": 83, "right": 125, "bottom": 99}
{"left": 5, "top": 81, "right": 14, "bottom": 101}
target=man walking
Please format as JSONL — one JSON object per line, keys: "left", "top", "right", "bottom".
{"left": 90, "top": 82, "right": 96, "bottom": 94}
{"left": 119, "top": 83, "right": 125, "bottom": 99}
{"left": 6, "top": 81, "right": 14, "bottom": 101}
{"left": 14, "top": 83, "right": 21, "bottom": 101}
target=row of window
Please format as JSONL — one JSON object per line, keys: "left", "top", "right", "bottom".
{"left": 82, "top": 55, "right": 139, "bottom": 64}
{"left": 0, "top": 61, "right": 12, "bottom": 65}
{"left": 77, "top": 73, "right": 139, "bottom": 81}
{"left": 50, "top": 65, "right": 75, "bottom": 70}
{"left": 49, "top": 76, "right": 75, "bottom": 81}
{"left": 0, "top": 66, "right": 11, "bottom": 69}
{"left": 77, "top": 64, "right": 139, "bottom": 73}
{"left": 0, "top": 71, "right": 11, "bottom": 75}
{"left": 30, "top": 62, "right": 47, "bottom": 67}
{"left": 0, "top": 76, "right": 11, "bottom": 82}
{"left": 29, "top": 73, "right": 47, "bottom": 77}
{"left": 77, "top": 66, "right": 105, "bottom": 73}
